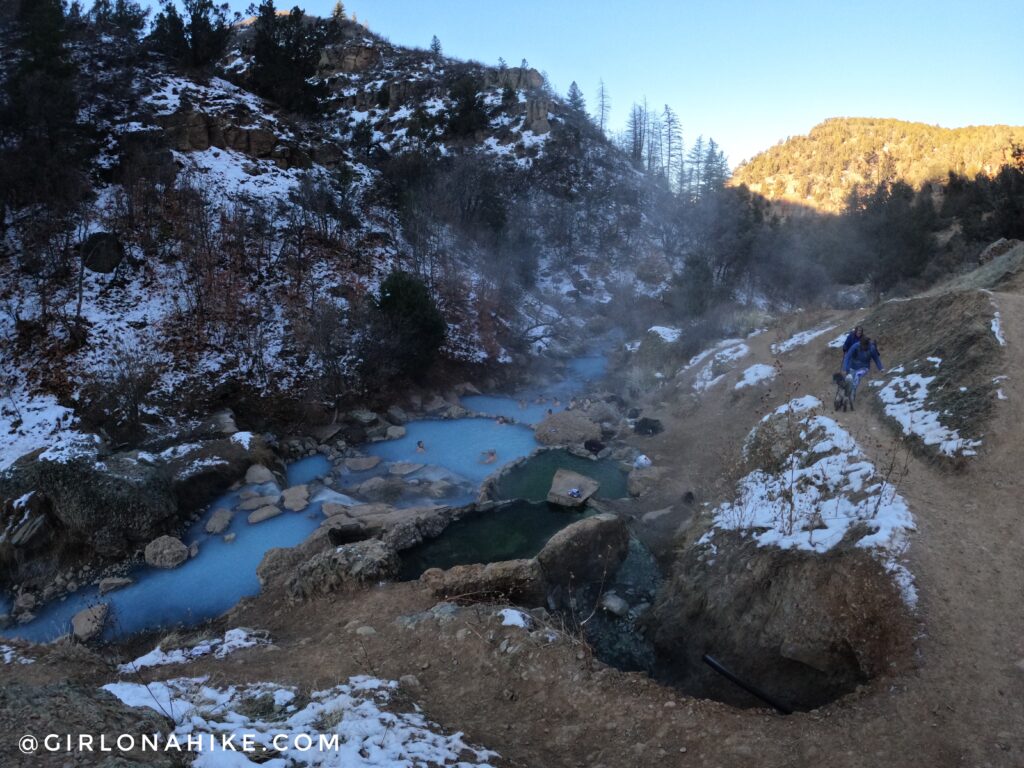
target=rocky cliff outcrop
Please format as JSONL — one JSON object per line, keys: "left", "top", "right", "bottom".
{"left": 0, "top": 432, "right": 277, "bottom": 597}
{"left": 484, "top": 66, "right": 545, "bottom": 92}
{"left": 156, "top": 109, "right": 326, "bottom": 170}
{"left": 525, "top": 98, "right": 551, "bottom": 134}
{"left": 319, "top": 42, "right": 379, "bottom": 73}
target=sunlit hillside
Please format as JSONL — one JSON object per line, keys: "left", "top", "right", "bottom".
{"left": 732, "top": 117, "right": 1024, "bottom": 212}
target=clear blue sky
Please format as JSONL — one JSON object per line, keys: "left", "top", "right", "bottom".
{"left": 214, "top": 0, "right": 1024, "bottom": 167}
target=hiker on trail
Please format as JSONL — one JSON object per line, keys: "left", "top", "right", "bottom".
{"left": 842, "top": 325, "right": 865, "bottom": 353}
{"left": 842, "top": 336, "right": 884, "bottom": 397}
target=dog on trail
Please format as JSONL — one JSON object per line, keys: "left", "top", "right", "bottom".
{"left": 833, "top": 372, "right": 855, "bottom": 411}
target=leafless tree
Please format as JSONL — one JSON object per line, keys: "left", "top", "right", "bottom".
{"left": 595, "top": 79, "right": 610, "bottom": 135}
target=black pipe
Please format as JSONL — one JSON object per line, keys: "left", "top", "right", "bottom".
{"left": 702, "top": 654, "right": 793, "bottom": 715}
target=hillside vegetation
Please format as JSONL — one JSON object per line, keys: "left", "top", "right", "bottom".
{"left": 732, "top": 118, "right": 1024, "bottom": 211}
{"left": 2, "top": 0, "right": 1023, "bottom": 471}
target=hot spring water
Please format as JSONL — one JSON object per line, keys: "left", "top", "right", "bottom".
{"left": 1, "top": 352, "right": 612, "bottom": 642}
{"left": 0, "top": 455, "right": 333, "bottom": 643}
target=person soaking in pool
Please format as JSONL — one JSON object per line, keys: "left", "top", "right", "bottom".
{"left": 416, "top": 440, "right": 426, "bottom": 453}
{"left": 480, "top": 448, "right": 498, "bottom": 464}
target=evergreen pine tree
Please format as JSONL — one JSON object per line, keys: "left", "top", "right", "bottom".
{"left": 566, "top": 81, "right": 586, "bottom": 113}
{"left": 686, "top": 135, "right": 705, "bottom": 199}
{"left": 446, "top": 75, "right": 488, "bottom": 137}
{"left": 149, "top": 1, "right": 187, "bottom": 62}
{"left": 702, "top": 138, "right": 731, "bottom": 194}
{"left": 89, "top": 0, "right": 114, "bottom": 24}
{"left": 250, "top": 0, "right": 325, "bottom": 113}
{"left": 430, "top": 35, "right": 442, "bottom": 56}
{"left": 149, "top": 0, "right": 231, "bottom": 68}
{"left": 0, "top": 0, "right": 85, "bottom": 214}
{"left": 183, "top": 0, "right": 232, "bottom": 68}
{"left": 90, "top": 0, "right": 146, "bottom": 38}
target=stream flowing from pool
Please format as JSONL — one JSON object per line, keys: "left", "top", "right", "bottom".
{"left": 1, "top": 352, "right": 611, "bottom": 643}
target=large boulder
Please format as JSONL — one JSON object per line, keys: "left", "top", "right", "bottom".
{"left": 365, "top": 505, "right": 454, "bottom": 548}
{"left": 80, "top": 232, "right": 125, "bottom": 273}
{"left": 648, "top": 531, "right": 914, "bottom": 710}
{"left": 348, "top": 408, "right": 379, "bottom": 425}
{"left": 72, "top": 603, "right": 109, "bottom": 642}
{"left": 244, "top": 464, "right": 277, "bottom": 485}
{"left": 356, "top": 475, "right": 407, "bottom": 502}
{"left": 536, "top": 513, "right": 630, "bottom": 589}
{"left": 0, "top": 451, "right": 178, "bottom": 564}
{"left": 0, "top": 491, "right": 53, "bottom": 555}
{"left": 161, "top": 435, "right": 279, "bottom": 512}
{"left": 98, "top": 577, "right": 133, "bottom": 595}
{"left": 547, "top": 468, "right": 600, "bottom": 508}
{"left": 144, "top": 535, "right": 188, "bottom": 569}
{"left": 285, "top": 540, "right": 398, "bottom": 600}
{"left": 1, "top": 682, "right": 181, "bottom": 767}
{"left": 386, "top": 405, "right": 409, "bottom": 425}
{"left": 420, "top": 559, "right": 546, "bottom": 604}
{"left": 325, "top": 520, "right": 370, "bottom": 546}
{"left": 345, "top": 456, "right": 381, "bottom": 471}
{"left": 281, "top": 485, "right": 309, "bottom": 511}
{"left": 627, "top": 466, "right": 665, "bottom": 497}
{"left": 204, "top": 508, "right": 234, "bottom": 534}
{"left": 248, "top": 505, "right": 283, "bottom": 524}
{"left": 633, "top": 417, "right": 664, "bottom": 436}
{"left": 239, "top": 494, "right": 280, "bottom": 511}
{"left": 534, "top": 411, "right": 602, "bottom": 446}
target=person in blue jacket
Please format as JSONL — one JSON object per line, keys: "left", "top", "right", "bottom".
{"left": 842, "top": 325, "right": 864, "bottom": 353}
{"left": 843, "top": 335, "right": 884, "bottom": 397}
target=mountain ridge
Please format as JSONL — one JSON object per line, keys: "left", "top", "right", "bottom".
{"left": 732, "top": 116, "right": 1024, "bottom": 212}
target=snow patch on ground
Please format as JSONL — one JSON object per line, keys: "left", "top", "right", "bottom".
{"left": 499, "top": 608, "right": 531, "bottom": 628}
{"left": 36, "top": 432, "right": 103, "bottom": 466}
{"left": 2, "top": 644, "right": 34, "bottom": 664}
{"left": 173, "top": 148, "right": 313, "bottom": 206}
{"left": 735, "top": 363, "right": 777, "bottom": 390}
{"left": 704, "top": 401, "right": 917, "bottom": 605}
{"left": 878, "top": 374, "right": 982, "bottom": 457}
{"left": 772, "top": 324, "right": 838, "bottom": 355}
{"left": 102, "top": 675, "right": 498, "bottom": 766}
{"left": 0, "top": 384, "right": 87, "bottom": 471}
{"left": 117, "top": 628, "right": 270, "bottom": 674}
{"left": 690, "top": 342, "right": 750, "bottom": 393}
{"left": 763, "top": 395, "right": 821, "bottom": 421}
{"left": 827, "top": 331, "right": 849, "bottom": 349}
{"left": 991, "top": 310, "right": 1006, "bottom": 346}
{"left": 648, "top": 325, "right": 682, "bottom": 343}
{"left": 680, "top": 338, "right": 743, "bottom": 373}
